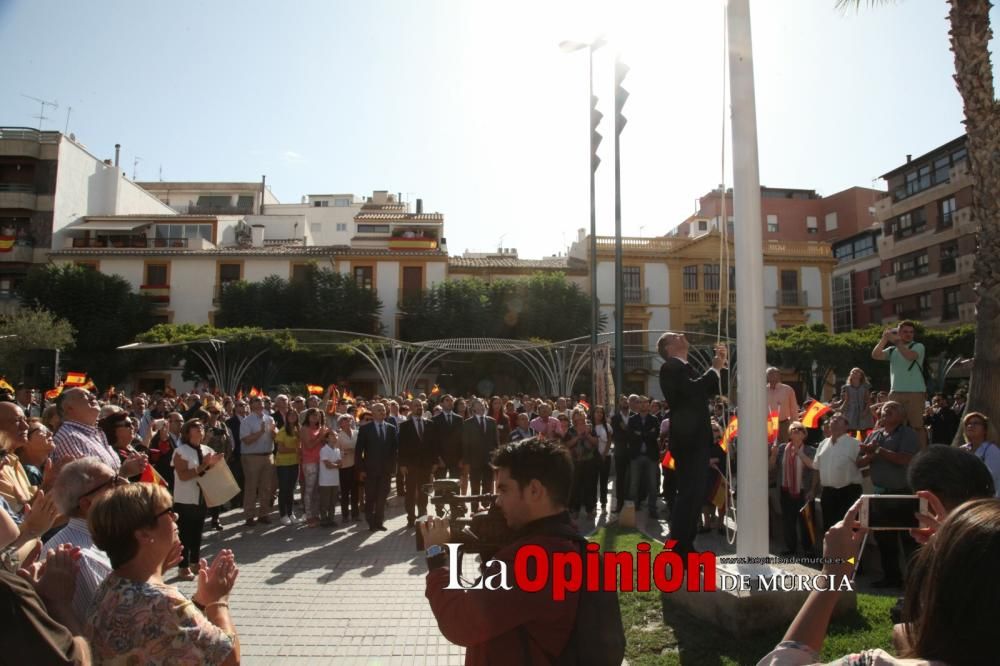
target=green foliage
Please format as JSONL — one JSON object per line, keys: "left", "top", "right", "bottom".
{"left": 400, "top": 272, "right": 601, "bottom": 341}
{"left": 18, "top": 264, "right": 156, "bottom": 385}
{"left": 0, "top": 308, "right": 76, "bottom": 382}
{"left": 215, "top": 263, "right": 383, "bottom": 333}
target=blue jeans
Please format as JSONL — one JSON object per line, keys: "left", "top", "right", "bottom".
{"left": 629, "top": 455, "right": 659, "bottom": 511}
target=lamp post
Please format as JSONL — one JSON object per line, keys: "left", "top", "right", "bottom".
{"left": 560, "top": 36, "right": 606, "bottom": 404}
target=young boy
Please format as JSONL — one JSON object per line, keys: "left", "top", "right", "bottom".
{"left": 318, "top": 432, "right": 343, "bottom": 527}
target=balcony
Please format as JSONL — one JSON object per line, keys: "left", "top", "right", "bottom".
{"left": 862, "top": 284, "right": 880, "bottom": 302}
{"left": 139, "top": 284, "right": 170, "bottom": 305}
{"left": 70, "top": 236, "right": 190, "bottom": 249}
{"left": 0, "top": 242, "right": 34, "bottom": 263}
{"left": 776, "top": 290, "right": 808, "bottom": 308}
{"left": 0, "top": 183, "right": 37, "bottom": 209}
{"left": 388, "top": 237, "right": 438, "bottom": 251}
{"left": 0, "top": 128, "right": 60, "bottom": 159}
{"left": 623, "top": 286, "right": 649, "bottom": 304}
{"left": 185, "top": 204, "right": 254, "bottom": 215}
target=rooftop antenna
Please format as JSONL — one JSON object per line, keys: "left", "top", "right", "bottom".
{"left": 21, "top": 94, "right": 58, "bottom": 130}
{"left": 132, "top": 156, "right": 142, "bottom": 180}
{"left": 63, "top": 106, "right": 73, "bottom": 135}
{"left": 159, "top": 164, "right": 163, "bottom": 181}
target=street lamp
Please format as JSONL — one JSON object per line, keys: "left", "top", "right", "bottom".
{"left": 560, "top": 36, "right": 606, "bottom": 404}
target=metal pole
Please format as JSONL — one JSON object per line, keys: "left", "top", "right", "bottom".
{"left": 589, "top": 45, "right": 599, "bottom": 406}
{"left": 613, "top": 69, "right": 625, "bottom": 401}
{"left": 728, "top": 0, "right": 768, "bottom": 557}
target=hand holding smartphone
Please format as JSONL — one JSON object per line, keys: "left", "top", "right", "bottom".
{"left": 859, "top": 494, "right": 929, "bottom": 530}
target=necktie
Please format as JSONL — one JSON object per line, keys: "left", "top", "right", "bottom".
{"left": 417, "top": 419, "right": 423, "bottom": 438}
{"left": 378, "top": 423, "right": 384, "bottom": 441}
{"left": 480, "top": 416, "right": 485, "bottom": 434}
{"left": 447, "top": 413, "right": 451, "bottom": 426}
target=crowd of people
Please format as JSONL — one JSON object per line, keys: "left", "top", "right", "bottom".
{"left": 1, "top": 321, "right": 998, "bottom": 663}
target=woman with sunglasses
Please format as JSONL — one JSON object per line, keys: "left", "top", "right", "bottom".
{"left": 768, "top": 420, "right": 818, "bottom": 557}
{"left": 87, "top": 483, "right": 240, "bottom": 665}
{"left": 19, "top": 421, "right": 55, "bottom": 488}
{"left": 959, "top": 411, "right": 1000, "bottom": 497}
{"left": 99, "top": 411, "right": 144, "bottom": 482}
{"left": 172, "top": 419, "right": 224, "bottom": 580}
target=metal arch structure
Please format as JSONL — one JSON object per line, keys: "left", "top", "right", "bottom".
{"left": 120, "top": 328, "right": 734, "bottom": 399}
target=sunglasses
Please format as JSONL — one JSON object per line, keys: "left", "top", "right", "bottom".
{"left": 79, "top": 474, "right": 129, "bottom": 499}
{"left": 790, "top": 427, "right": 806, "bottom": 433}
{"left": 153, "top": 506, "right": 177, "bottom": 521}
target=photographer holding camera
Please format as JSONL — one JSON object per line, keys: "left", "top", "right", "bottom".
{"left": 419, "top": 437, "right": 622, "bottom": 665}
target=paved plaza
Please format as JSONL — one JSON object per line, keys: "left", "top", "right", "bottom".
{"left": 175, "top": 496, "right": 466, "bottom": 665}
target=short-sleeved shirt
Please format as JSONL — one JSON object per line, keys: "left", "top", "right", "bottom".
{"left": 171, "top": 443, "right": 215, "bottom": 505}
{"left": 318, "top": 444, "right": 342, "bottom": 487}
{"left": 961, "top": 441, "right": 1000, "bottom": 498}
{"left": 867, "top": 425, "right": 919, "bottom": 491}
{"left": 53, "top": 419, "right": 121, "bottom": 472}
{"left": 813, "top": 434, "right": 863, "bottom": 489}
{"left": 239, "top": 412, "right": 275, "bottom": 455}
{"left": 86, "top": 574, "right": 234, "bottom": 665}
{"left": 886, "top": 342, "right": 927, "bottom": 393}
{"left": 273, "top": 429, "right": 300, "bottom": 467}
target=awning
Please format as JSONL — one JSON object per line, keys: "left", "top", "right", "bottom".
{"left": 73, "top": 219, "right": 153, "bottom": 232}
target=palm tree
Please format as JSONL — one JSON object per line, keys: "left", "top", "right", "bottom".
{"left": 840, "top": 1, "right": 999, "bottom": 436}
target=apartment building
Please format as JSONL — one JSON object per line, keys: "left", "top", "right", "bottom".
{"left": 831, "top": 226, "right": 883, "bottom": 332}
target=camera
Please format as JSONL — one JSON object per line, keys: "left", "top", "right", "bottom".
{"left": 859, "top": 494, "right": 928, "bottom": 530}
{"left": 415, "top": 479, "right": 515, "bottom": 561}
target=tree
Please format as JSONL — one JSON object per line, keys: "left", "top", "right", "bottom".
{"left": 839, "top": 0, "right": 1000, "bottom": 436}
{"left": 18, "top": 264, "right": 156, "bottom": 386}
{"left": 215, "top": 263, "right": 383, "bottom": 334}
{"left": 0, "top": 308, "right": 76, "bottom": 383}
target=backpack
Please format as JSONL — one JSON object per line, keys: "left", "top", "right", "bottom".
{"left": 903, "top": 342, "right": 930, "bottom": 386}
{"left": 519, "top": 526, "right": 627, "bottom": 666}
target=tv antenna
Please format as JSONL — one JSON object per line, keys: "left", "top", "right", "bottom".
{"left": 132, "top": 156, "right": 142, "bottom": 180}
{"left": 21, "top": 94, "right": 58, "bottom": 130}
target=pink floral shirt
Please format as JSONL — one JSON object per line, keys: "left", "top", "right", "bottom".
{"left": 86, "top": 574, "right": 234, "bottom": 665}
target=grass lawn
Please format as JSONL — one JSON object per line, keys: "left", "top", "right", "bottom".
{"left": 591, "top": 526, "right": 896, "bottom": 666}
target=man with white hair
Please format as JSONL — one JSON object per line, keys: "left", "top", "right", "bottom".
{"left": 44, "top": 457, "right": 124, "bottom": 623}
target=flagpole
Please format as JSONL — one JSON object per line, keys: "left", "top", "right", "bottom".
{"left": 728, "top": 0, "right": 769, "bottom": 558}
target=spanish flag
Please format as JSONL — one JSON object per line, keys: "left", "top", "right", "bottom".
{"left": 80, "top": 379, "right": 96, "bottom": 392}
{"left": 0, "top": 377, "right": 13, "bottom": 393}
{"left": 139, "top": 463, "right": 169, "bottom": 487}
{"left": 406, "top": 391, "right": 414, "bottom": 400}
{"left": 45, "top": 382, "right": 63, "bottom": 400}
{"left": 801, "top": 401, "right": 832, "bottom": 429}
{"left": 0, "top": 236, "right": 14, "bottom": 252}
{"left": 326, "top": 385, "right": 340, "bottom": 415}
{"left": 248, "top": 386, "right": 261, "bottom": 398}
{"left": 767, "top": 410, "right": 780, "bottom": 443}
{"left": 430, "top": 384, "right": 441, "bottom": 396}
{"left": 661, "top": 449, "right": 676, "bottom": 471}
{"left": 578, "top": 399, "right": 591, "bottom": 411}
{"left": 720, "top": 415, "right": 738, "bottom": 453}
{"left": 306, "top": 384, "right": 324, "bottom": 395}
{"left": 65, "top": 372, "right": 87, "bottom": 386}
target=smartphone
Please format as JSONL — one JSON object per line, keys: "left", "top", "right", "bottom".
{"left": 889, "top": 328, "right": 899, "bottom": 334}
{"left": 859, "top": 494, "right": 927, "bottom": 530}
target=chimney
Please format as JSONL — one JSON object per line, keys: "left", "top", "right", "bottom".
{"left": 416, "top": 198, "right": 423, "bottom": 214}
{"left": 251, "top": 224, "right": 265, "bottom": 247}
{"left": 906, "top": 154, "right": 912, "bottom": 163}
{"left": 114, "top": 144, "right": 121, "bottom": 167}
{"left": 260, "top": 175, "right": 266, "bottom": 214}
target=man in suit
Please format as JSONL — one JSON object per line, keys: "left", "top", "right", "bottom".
{"left": 658, "top": 332, "right": 727, "bottom": 558}
{"left": 627, "top": 396, "right": 663, "bottom": 519}
{"left": 398, "top": 398, "right": 436, "bottom": 527}
{"left": 431, "top": 395, "right": 464, "bottom": 480}
{"left": 462, "top": 398, "right": 500, "bottom": 511}
{"left": 610, "top": 395, "right": 635, "bottom": 513}
{"left": 356, "top": 402, "right": 398, "bottom": 531}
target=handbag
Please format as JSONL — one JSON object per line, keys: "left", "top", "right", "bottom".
{"left": 196, "top": 459, "right": 240, "bottom": 508}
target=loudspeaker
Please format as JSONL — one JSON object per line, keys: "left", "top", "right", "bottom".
{"left": 22, "top": 348, "right": 59, "bottom": 389}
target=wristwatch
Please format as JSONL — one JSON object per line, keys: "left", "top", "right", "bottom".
{"left": 425, "top": 544, "right": 448, "bottom": 570}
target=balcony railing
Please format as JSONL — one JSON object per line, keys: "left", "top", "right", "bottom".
{"left": 0, "top": 128, "right": 60, "bottom": 142}
{"left": 0, "top": 183, "right": 34, "bottom": 193}
{"left": 862, "top": 285, "right": 880, "bottom": 302}
{"left": 139, "top": 284, "right": 170, "bottom": 305}
{"left": 777, "top": 290, "right": 808, "bottom": 307}
{"left": 185, "top": 204, "right": 254, "bottom": 215}
{"left": 70, "top": 237, "right": 190, "bottom": 249}
{"left": 0, "top": 244, "right": 34, "bottom": 263}
{"left": 623, "top": 286, "right": 648, "bottom": 304}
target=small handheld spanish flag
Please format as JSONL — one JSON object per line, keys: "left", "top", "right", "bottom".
{"left": 248, "top": 386, "right": 261, "bottom": 398}
{"left": 45, "top": 382, "right": 64, "bottom": 400}
{"left": 430, "top": 384, "right": 441, "bottom": 396}
{"left": 65, "top": 371, "right": 87, "bottom": 386}
{"left": 767, "top": 410, "right": 780, "bottom": 443}
{"left": 0, "top": 377, "right": 13, "bottom": 393}
{"left": 306, "top": 384, "right": 324, "bottom": 395}
{"left": 139, "top": 463, "right": 169, "bottom": 488}
{"left": 720, "top": 415, "right": 738, "bottom": 453}
{"left": 661, "top": 448, "right": 676, "bottom": 471}
{"left": 801, "top": 401, "right": 832, "bottom": 429}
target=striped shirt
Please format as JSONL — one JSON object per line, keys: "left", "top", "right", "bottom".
{"left": 43, "top": 517, "right": 112, "bottom": 623}
{"left": 53, "top": 419, "right": 120, "bottom": 472}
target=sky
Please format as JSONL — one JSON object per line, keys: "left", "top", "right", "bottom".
{"left": 1, "top": 0, "right": 996, "bottom": 258}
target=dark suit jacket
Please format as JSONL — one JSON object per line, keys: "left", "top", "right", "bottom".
{"left": 659, "top": 358, "right": 725, "bottom": 458}
{"left": 398, "top": 417, "right": 436, "bottom": 469}
{"left": 461, "top": 415, "right": 499, "bottom": 469}
{"left": 431, "top": 412, "right": 464, "bottom": 466}
{"left": 356, "top": 420, "right": 398, "bottom": 476}
{"left": 610, "top": 411, "right": 634, "bottom": 456}
{"left": 226, "top": 415, "right": 243, "bottom": 455}
{"left": 627, "top": 413, "right": 661, "bottom": 461}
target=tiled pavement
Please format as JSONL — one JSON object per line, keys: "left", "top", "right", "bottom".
{"left": 172, "top": 495, "right": 466, "bottom": 665}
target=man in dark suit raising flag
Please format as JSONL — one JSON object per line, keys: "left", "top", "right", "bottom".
{"left": 356, "top": 402, "right": 398, "bottom": 531}
{"left": 657, "top": 333, "right": 728, "bottom": 559}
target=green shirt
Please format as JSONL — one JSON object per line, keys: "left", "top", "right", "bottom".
{"left": 886, "top": 342, "right": 926, "bottom": 393}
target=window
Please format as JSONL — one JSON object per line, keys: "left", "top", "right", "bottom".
{"left": 335, "top": 198, "right": 352, "bottom": 207}
{"left": 336, "top": 223, "right": 347, "bottom": 232}
{"left": 939, "top": 197, "right": 957, "bottom": 228}
{"left": 834, "top": 234, "right": 876, "bottom": 262}
{"left": 942, "top": 287, "right": 960, "bottom": 320}
{"left": 144, "top": 263, "right": 168, "bottom": 286}
{"left": 313, "top": 200, "right": 329, "bottom": 207}
{"left": 154, "top": 223, "right": 212, "bottom": 245}
{"left": 939, "top": 243, "right": 958, "bottom": 275}
{"left": 833, "top": 275, "right": 853, "bottom": 333}
{"left": 891, "top": 208, "right": 927, "bottom": 239}
{"left": 825, "top": 212, "right": 838, "bottom": 231}
{"left": 218, "top": 262, "right": 242, "bottom": 284}
{"left": 918, "top": 293, "right": 933, "bottom": 320}
{"left": 767, "top": 215, "right": 778, "bottom": 233}
{"left": 893, "top": 252, "right": 930, "bottom": 281}
{"left": 354, "top": 266, "right": 374, "bottom": 289}
{"left": 894, "top": 146, "right": 966, "bottom": 201}
{"left": 703, "top": 264, "right": 720, "bottom": 291}
{"left": 682, "top": 265, "right": 698, "bottom": 290}
{"left": 728, "top": 265, "right": 736, "bottom": 290}
{"left": 236, "top": 195, "right": 254, "bottom": 210}
{"left": 291, "top": 263, "right": 311, "bottom": 281}
{"left": 357, "top": 224, "right": 390, "bottom": 234}
{"left": 780, "top": 270, "right": 800, "bottom": 306}
{"left": 196, "top": 195, "right": 231, "bottom": 209}
{"left": 697, "top": 220, "right": 708, "bottom": 232}
{"left": 806, "top": 216, "right": 818, "bottom": 234}
{"left": 622, "top": 267, "right": 642, "bottom": 303}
